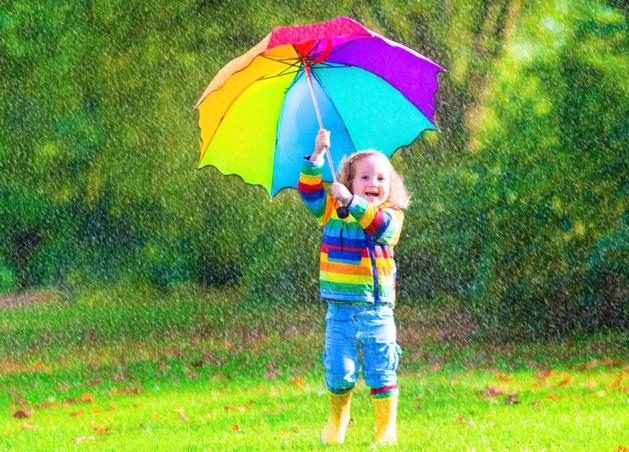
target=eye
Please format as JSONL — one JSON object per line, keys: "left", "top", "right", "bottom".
{"left": 361, "top": 176, "right": 369, "bottom": 180}
{"left": 377, "top": 176, "right": 385, "bottom": 181}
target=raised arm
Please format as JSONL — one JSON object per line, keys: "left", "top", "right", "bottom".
{"left": 298, "top": 129, "right": 334, "bottom": 226}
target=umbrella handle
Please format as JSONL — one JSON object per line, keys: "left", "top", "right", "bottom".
{"left": 322, "top": 144, "right": 349, "bottom": 219}
{"left": 304, "top": 58, "right": 349, "bottom": 219}
{"left": 337, "top": 205, "right": 349, "bottom": 219}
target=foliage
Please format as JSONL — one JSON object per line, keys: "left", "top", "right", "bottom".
{"left": 411, "top": 1, "right": 628, "bottom": 338}
{"left": 0, "top": 0, "right": 627, "bottom": 337}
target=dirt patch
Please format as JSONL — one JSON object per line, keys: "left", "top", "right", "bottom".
{"left": 0, "top": 290, "right": 55, "bottom": 309}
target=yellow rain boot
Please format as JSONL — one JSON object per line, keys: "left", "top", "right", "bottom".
{"left": 372, "top": 394, "right": 398, "bottom": 446}
{"left": 320, "top": 391, "right": 352, "bottom": 445}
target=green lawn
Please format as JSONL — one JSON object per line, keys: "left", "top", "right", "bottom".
{"left": 1, "top": 285, "right": 627, "bottom": 450}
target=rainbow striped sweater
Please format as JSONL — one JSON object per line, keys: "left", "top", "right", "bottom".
{"left": 298, "top": 158, "right": 404, "bottom": 305}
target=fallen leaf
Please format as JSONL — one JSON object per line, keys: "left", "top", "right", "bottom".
{"left": 175, "top": 407, "right": 189, "bottom": 421}
{"left": 264, "top": 367, "right": 281, "bottom": 379}
{"left": 224, "top": 405, "right": 246, "bottom": 413}
{"left": 123, "top": 386, "right": 143, "bottom": 395}
{"left": 231, "top": 424, "right": 240, "bottom": 432}
{"left": 62, "top": 399, "right": 76, "bottom": 407}
{"left": 456, "top": 416, "right": 474, "bottom": 426}
{"left": 152, "top": 413, "right": 160, "bottom": 420}
{"left": 79, "top": 393, "right": 94, "bottom": 404}
{"left": 93, "top": 424, "right": 112, "bottom": 435}
{"left": 552, "top": 373, "right": 571, "bottom": 388}
{"left": 478, "top": 386, "right": 506, "bottom": 398}
{"left": 13, "top": 410, "right": 32, "bottom": 419}
{"left": 75, "top": 436, "right": 96, "bottom": 443}
{"left": 70, "top": 410, "right": 85, "bottom": 417}
{"left": 547, "top": 394, "right": 561, "bottom": 401}
{"left": 92, "top": 404, "right": 116, "bottom": 414}
{"left": 531, "top": 380, "right": 547, "bottom": 390}
{"left": 611, "top": 371, "right": 629, "bottom": 389}
{"left": 495, "top": 372, "right": 512, "bottom": 382}
{"left": 504, "top": 393, "right": 520, "bottom": 405}
{"left": 113, "top": 372, "right": 128, "bottom": 382}
{"left": 290, "top": 376, "right": 306, "bottom": 387}
{"left": 22, "top": 422, "right": 38, "bottom": 430}
{"left": 39, "top": 401, "right": 59, "bottom": 409}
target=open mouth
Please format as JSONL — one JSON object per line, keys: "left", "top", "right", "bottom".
{"left": 365, "top": 190, "right": 379, "bottom": 197}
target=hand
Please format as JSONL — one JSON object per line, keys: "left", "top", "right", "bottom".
{"left": 310, "top": 128, "right": 330, "bottom": 161}
{"left": 330, "top": 182, "right": 352, "bottom": 205}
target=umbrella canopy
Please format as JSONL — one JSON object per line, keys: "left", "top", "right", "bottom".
{"left": 194, "top": 16, "right": 442, "bottom": 196}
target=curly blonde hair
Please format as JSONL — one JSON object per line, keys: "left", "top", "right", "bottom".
{"left": 337, "top": 150, "right": 411, "bottom": 209}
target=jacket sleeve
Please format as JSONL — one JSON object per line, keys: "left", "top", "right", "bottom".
{"left": 347, "top": 195, "right": 404, "bottom": 246}
{"left": 298, "top": 157, "right": 334, "bottom": 227}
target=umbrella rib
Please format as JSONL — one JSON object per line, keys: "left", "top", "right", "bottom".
{"left": 259, "top": 68, "right": 301, "bottom": 81}
{"left": 257, "top": 63, "right": 353, "bottom": 82}
{"left": 259, "top": 54, "right": 302, "bottom": 66}
{"left": 269, "top": 68, "right": 303, "bottom": 196}
{"left": 315, "top": 62, "right": 352, "bottom": 69}
{"left": 273, "top": 60, "right": 303, "bottom": 75}
{"left": 324, "top": 38, "right": 366, "bottom": 58}
{"left": 310, "top": 69, "right": 358, "bottom": 155}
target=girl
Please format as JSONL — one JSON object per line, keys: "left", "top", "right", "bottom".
{"left": 298, "top": 129, "right": 409, "bottom": 446}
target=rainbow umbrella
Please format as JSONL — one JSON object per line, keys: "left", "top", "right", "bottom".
{"left": 194, "top": 16, "right": 442, "bottom": 196}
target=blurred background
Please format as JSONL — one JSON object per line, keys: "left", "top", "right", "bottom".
{"left": 1, "top": 0, "right": 627, "bottom": 339}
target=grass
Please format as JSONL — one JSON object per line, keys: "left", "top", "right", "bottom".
{"left": 1, "top": 284, "right": 628, "bottom": 450}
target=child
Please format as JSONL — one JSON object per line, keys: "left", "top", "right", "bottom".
{"left": 298, "top": 129, "right": 409, "bottom": 446}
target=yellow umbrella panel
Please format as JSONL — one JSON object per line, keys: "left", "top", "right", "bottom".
{"left": 196, "top": 45, "right": 301, "bottom": 192}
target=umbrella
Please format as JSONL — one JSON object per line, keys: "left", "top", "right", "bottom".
{"left": 194, "top": 16, "right": 442, "bottom": 197}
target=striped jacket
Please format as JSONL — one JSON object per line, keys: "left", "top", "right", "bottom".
{"left": 298, "top": 158, "right": 404, "bottom": 305}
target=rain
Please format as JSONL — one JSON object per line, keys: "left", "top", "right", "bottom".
{"left": 0, "top": 0, "right": 627, "bottom": 449}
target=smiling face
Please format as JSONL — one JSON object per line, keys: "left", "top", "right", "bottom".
{"left": 350, "top": 154, "right": 391, "bottom": 207}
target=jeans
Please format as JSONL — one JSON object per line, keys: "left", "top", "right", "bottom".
{"left": 323, "top": 303, "right": 401, "bottom": 391}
